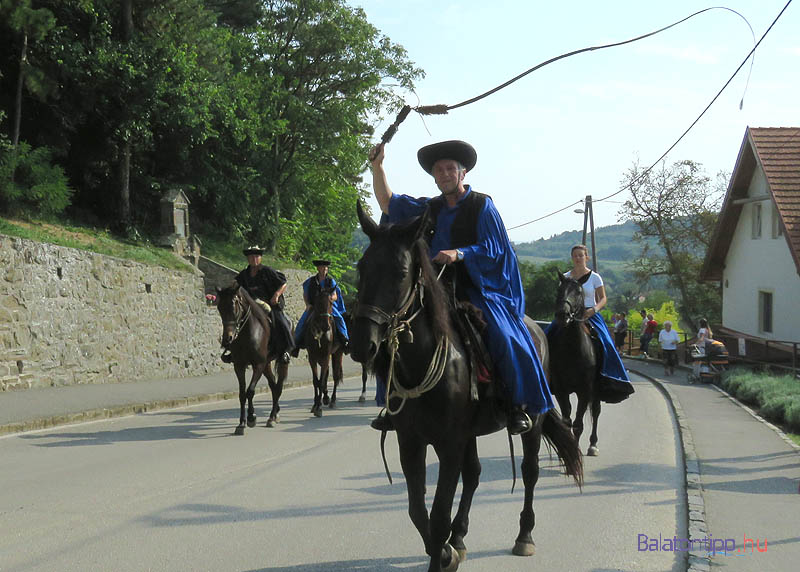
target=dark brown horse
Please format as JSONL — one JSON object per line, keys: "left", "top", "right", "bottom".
{"left": 216, "top": 284, "right": 288, "bottom": 435}
{"left": 547, "top": 272, "right": 600, "bottom": 456}
{"left": 350, "top": 202, "right": 583, "bottom": 572}
{"left": 304, "top": 285, "right": 344, "bottom": 417}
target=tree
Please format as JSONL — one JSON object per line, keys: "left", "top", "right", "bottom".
{"left": 520, "top": 260, "right": 566, "bottom": 321}
{"left": 618, "top": 160, "right": 725, "bottom": 331}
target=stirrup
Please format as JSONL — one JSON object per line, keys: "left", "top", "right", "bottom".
{"left": 370, "top": 409, "right": 394, "bottom": 432}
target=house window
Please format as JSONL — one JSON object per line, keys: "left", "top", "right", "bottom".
{"left": 771, "top": 204, "right": 783, "bottom": 238}
{"left": 751, "top": 203, "right": 762, "bottom": 239}
{"left": 758, "top": 291, "right": 773, "bottom": 333}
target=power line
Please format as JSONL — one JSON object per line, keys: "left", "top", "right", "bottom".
{"left": 507, "top": 0, "right": 793, "bottom": 231}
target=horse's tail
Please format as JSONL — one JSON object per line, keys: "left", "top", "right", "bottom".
{"left": 542, "top": 409, "right": 584, "bottom": 489}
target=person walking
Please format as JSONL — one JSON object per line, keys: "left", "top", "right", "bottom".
{"left": 658, "top": 321, "right": 680, "bottom": 375}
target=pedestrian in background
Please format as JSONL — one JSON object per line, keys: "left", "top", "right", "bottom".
{"left": 614, "top": 312, "right": 628, "bottom": 354}
{"left": 658, "top": 321, "right": 680, "bottom": 375}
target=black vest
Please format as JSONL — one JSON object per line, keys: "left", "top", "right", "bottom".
{"left": 428, "top": 190, "right": 489, "bottom": 298}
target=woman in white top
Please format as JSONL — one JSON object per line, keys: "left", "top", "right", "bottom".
{"left": 658, "top": 321, "right": 680, "bottom": 375}
{"left": 548, "top": 244, "right": 633, "bottom": 403}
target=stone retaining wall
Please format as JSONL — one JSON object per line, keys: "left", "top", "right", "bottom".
{"left": 0, "top": 236, "right": 311, "bottom": 391}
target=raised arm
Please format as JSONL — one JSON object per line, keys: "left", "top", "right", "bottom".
{"left": 369, "top": 143, "right": 393, "bottom": 215}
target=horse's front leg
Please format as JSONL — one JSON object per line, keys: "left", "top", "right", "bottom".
{"left": 309, "top": 360, "right": 322, "bottom": 417}
{"left": 573, "top": 391, "right": 590, "bottom": 447}
{"left": 246, "top": 363, "right": 265, "bottom": 428}
{"left": 513, "top": 419, "right": 544, "bottom": 556}
{"left": 320, "top": 360, "right": 331, "bottom": 407}
{"left": 588, "top": 397, "right": 601, "bottom": 456}
{"left": 233, "top": 363, "right": 248, "bottom": 435}
{"left": 449, "top": 436, "right": 480, "bottom": 562}
{"left": 428, "top": 443, "right": 465, "bottom": 572}
{"left": 359, "top": 364, "right": 368, "bottom": 403}
{"left": 397, "top": 434, "right": 432, "bottom": 561}
{"left": 554, "top": 388, "right": 572, "bottom": 430}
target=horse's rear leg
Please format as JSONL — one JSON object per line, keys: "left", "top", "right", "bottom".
{"left": 265, "top": 361, "right": 286, "bottom": 427}
{"left": 245, "top": 365, "right": 265, "bottom": 428}
{"left": 513, "top": 423, "right": 544, "bottom": 556}
{"left": 449, "top": 437, "right": 480, "bottom": 562}
{"left": 329, "top": 353, "right": 343, "bottom": 407}
{"left": 587, "top": 398, "right": 601, "bottom": 456}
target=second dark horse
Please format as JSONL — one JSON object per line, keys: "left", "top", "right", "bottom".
{"left": 304, "top": 285, "right": 345, "bottom": 417}
{"left": 350, "top": 203, "right": 583, "bottom": 572}
{"left": 547, "top": 271, "right": 601, "bottom": 456}
{"left": 216, "top": 284, "right": 288, "bottom": 435}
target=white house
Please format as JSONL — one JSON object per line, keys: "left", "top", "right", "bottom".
{"left": 701, "top": 127, "right": 800, "bottom": 352}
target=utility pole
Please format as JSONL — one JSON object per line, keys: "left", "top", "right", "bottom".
{"left": 579, "top": 194, "right": 598, "bottom": 271}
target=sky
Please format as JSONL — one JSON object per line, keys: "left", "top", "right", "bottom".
{"left": 353, "top": 0, "right": 800, "bottom": 243}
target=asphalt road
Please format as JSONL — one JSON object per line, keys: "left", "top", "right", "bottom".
{"left": 0, "top": 373, "right": 683, "bottom": 572}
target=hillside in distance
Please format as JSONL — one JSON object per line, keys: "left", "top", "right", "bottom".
{"left": 513, "top": 220, "right": 662, "bottom": 263}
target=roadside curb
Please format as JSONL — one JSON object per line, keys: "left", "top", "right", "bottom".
{"left": 627, "top": 366, "right": 710, "bottom": 572}
{"left": 0, "top": 378, "right": 314, "bottom": 437}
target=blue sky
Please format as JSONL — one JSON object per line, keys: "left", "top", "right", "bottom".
{"left": 354, "top": 0, "right": 799, "bottom": 242}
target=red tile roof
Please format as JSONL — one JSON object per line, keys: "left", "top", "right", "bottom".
{"left": 702, "top": 127, "right": 800, "bottom": 280}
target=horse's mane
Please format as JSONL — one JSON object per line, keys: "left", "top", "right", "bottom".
{"left": 229, "top": 282, "right": 269, "bottom": 330}
{"left": 414, "top": 238, "right": 453, "bottom": 342}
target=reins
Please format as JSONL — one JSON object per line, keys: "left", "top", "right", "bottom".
{"left": 357, "top": 264, "right": 450, "bottom": 415}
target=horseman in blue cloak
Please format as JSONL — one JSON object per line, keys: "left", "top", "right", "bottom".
{"left": 292, "top": 259, "right": 349, "bottom": 356}
{"left": 368, "top": 139, "right": 554, "bottom": 435}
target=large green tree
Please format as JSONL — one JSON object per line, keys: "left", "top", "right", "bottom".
{"left": 618, "top": 160, "right": 725, "bottom": 331}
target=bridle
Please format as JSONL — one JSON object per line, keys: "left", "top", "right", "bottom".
{"left": 310, "top": 291, "right": 334, "bottom": 344}
{"left": 220, "top": 288, "right": 252, "bottom": 348}
{"left": 557, "top": 282, "right": 589, "bottom": 325}
{"left": 355, "top": 262, "right": 449, "bottom": 414}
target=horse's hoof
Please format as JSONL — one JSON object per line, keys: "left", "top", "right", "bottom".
{"left": 247, "top": 417, "right": 257, "bottom": 428}
{"left": 328, "top": 400, "right": 336, "bottom": 409}
{"left": 234, "top": 426, "right": 245, "bottom": 436}
{"left": 358, "top": 392, "right": 366, "bottom": 403}
{"left": 266, "top": 417, "right": 276, "bottom": 428}
{"left": 323, "top": 395, "right": 330, "bottom": 406}
{"left": 313, "top": 407, "right": 323, "bottom": 418}
{"left": 442, "top": 543, "right": 460, "bottom": 572}
{"left": 587, "top": 445, "right": 599, "bottom": 456}
{"left": 512, "top": 540, "right": 536, "bottom": 556}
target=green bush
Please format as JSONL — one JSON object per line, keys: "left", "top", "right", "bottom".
{"left": 0, "top": 140, "right": 73, "bottom": 216}
{"left": 720, "top": 368, "right": 800, "bottom": 432}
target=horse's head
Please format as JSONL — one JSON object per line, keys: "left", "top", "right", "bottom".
{"left": 311, "top": 286, "right": 335, "bottom": 332}
{"left": 554, "top": 270, "right": 590, "bottom": 327}
{"left": 350, "top": 200, "right": 434, "bottom": 364}
{"left": 216, "top": 284, "right": 246, "bottom": 348}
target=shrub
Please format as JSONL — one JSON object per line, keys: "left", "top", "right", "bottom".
{"left": 0, "top": 140, "right": 73, "bottom": 216}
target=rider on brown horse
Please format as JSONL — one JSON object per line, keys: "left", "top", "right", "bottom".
{"left": 291, "top": 259, "right": 349, "bottom": 357}
{"left": 221, "top": 245, "right": 295, "bottom": 364}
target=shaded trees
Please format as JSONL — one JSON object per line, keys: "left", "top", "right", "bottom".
{"left": 618, "top": 160, "right": 725, "bottom": 330}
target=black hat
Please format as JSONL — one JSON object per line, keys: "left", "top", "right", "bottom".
{"left": 417, "top": 140, "right": 477, "bottom": 175}
{"left": 312, "top": 259, "right": 331, "bottom": 267}
{"left": 243, "top": 245, "right": 264, "bottom": 256}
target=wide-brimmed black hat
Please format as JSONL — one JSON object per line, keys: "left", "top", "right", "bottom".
{"left": 417, "top": 140, "right": 477, "bottom": 174}
{"left": 312, "top": 259, "right": 331, "bottom": 267}
{"left": 243, "top": 245, "right": 264, "bottom": 256}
